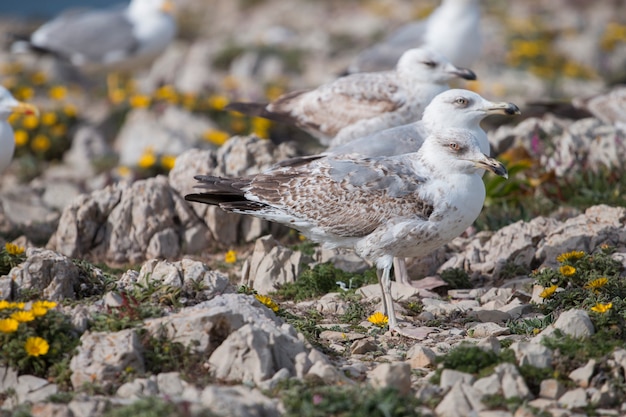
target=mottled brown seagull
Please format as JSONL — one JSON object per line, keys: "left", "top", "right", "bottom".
{"left": 185, "top": 127, "right": 507, "bottom": 336}
{"left": 226, "top": 47, "right": 476, "bottom": 146}
{"left": 277, "top": 89, "right": 520, "bottom": 286}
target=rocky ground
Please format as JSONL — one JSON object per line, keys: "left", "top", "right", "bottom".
{"left": 1, "top": 0, "right": 626, "bottom": 416}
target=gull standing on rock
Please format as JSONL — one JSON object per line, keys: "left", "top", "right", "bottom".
{"left": 11, "top": 0, "right": 177, "bottom": 91}
{"left": 185, "top": 128, "right": 508, "bottom": 337}
{"left": 226, "top": 48, "right": 476, "bottom": 146}
{"left": 346, "top": 0, "right": 482, "bottom": 74}
{"left": 275, "top": 89, "right": 521, "bottom": 285}
{"left": 0, "top": 87, "right": 39, "bottom": 174}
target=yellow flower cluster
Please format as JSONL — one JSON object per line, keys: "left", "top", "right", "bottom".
{"left": 367, "top": 311, "right": 389, "bottom": 327}
{"left": 590, "top": 302, "right": 612, "bottom": 314}
{"left": 539, "top": 284, "right": 558, "bottom": 299}
{"left": 135, "top": 148, "right": 177, "bottom": 173}
{"left": 5, "top": 242, "right": 25, "bottom": 255}
{"left": 584, "top": 277, "right": 608, "bottom": 292}
{"left": 559, "top": 265, "right": 576, "bottom": 277}
{"left": 255, "top": 294, "right": 279, "bottom": 312}
{"left": 0, "top": 299, "right": 56, "bottom": 356}
{"left": 556, "top": 250, "right": 585, "bottom": 263}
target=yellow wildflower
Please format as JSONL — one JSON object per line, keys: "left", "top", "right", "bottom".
{"left": 5, "top": 242, "right": 25, "bottom": 255}
{"left": 50, "top": 124, "right": 68, "bottom": 137}
{"left": 182, "top": 93, "right": 196, "bottom": 110}
{"left": 39, "top": 301, "right": 57, "bottom": 309}
{"left": 9, "top": 301, "right": 25, "bottom": 309}
{"left": 22, "top": 114, "right": 39, "bottom": 130}
{"left": 539, "top": 284, "right": 558, "bottom": 299}
{"left": 29, "top": 306, "right": 48, "bottom": 317}
{"left": 556, "top": 251, "right": 585, "bottom": 263}
{"left": 154, "top": 85, "right": 178, "bottom": 104}
{"left": 24, "top": 337, "right": 49, "bottom": 357}
{"left": 11, "top": 310, "right": 35, "bottom": 323}
{"left": 202, "top": 129, "right": 230, "bottom": 146}
{"left": 137, "top": 149, "right": 157, "bottom": 169}
{"left": 30, "top": 71, "right": 47, "bottom": 85}
{"left": 559, "top": 265, "right": 576, "bottom": 276}
{"left": 0, "top": 318, "right": 19, "bottom": 333}
{"left": 207, "top": 94, "right": 229, "bottom": 111}
{"left": 590, "top": 302, "right": 613, "bottom": 314}
{"left": 584, "top": 277, "right": 608, "bottom": 292}
{"left": 230, "top": 117, "right": 247, "bottom": 133}
{"left": 367, "top": 311, "right": 389, "bottom": 327}
{"left": 63, "top": 104, "right": 77, "bottom": 118}
{"left": 49, "top": 85, "right": 67, "bottom": 101}
{"left": 160, "top": 155, "right": 176, "bottom": 171}
{"left": 41, "top": 111, "right": 58, "bottom": 126}
{"left": 16, "top": 86, "right": 34, "bottom": 101}
{"left": 129, "top": 94, "right": 151, "bottom": 108}
{"left": 0, "top": 300, "right": 9, "bottom": 309}
{"left": 116, "top": 165, "right": 132, "bottom": 178}
{"left": 252, "top": 117, "right": 272, "bottom": 139}
{"left": 224, "top": 250, "right": 237, "bottom": 264}
{"left": 255, "top": 294, "right": 279, "bottom": 312}
{"left": 13, "top": 129, "right": 28, "bottom": 147}
{"left": 265, "top": 85, "right": 285, "bottom": 101}
{"left": 109, "top": 89, "right": 126, "bottom": 105}
{"left": 31, "top": 134, "right": 51, "bottom": 153}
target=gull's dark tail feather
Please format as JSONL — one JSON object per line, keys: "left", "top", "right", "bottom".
{"left": 184, "top": 175, "right": 267, "bottom": 212}
{"left": 225, "top": 101, "right": 299, "bottom": 125}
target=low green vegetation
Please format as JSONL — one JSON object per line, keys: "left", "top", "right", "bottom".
{"left": 276, "top": 379, "right": 423, "bottom": 417}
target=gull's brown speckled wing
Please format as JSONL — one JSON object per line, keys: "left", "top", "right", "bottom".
{"left": 238, "top": 154, "right": 433, "bottom": 238}
{"left": 267, "top": 71, "right": 405, "bottom": 137}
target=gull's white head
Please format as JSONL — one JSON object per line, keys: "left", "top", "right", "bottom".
{"left": 420, "top": 128, "right": 507, "bottom": 178}
{"left": 396, "top": 48, "right": 476, "bottom": 84}
{"left": 422, "top": 89, "right": 520, "bottom": 130}
{"left": 0, "top": 86, "right": 38, "bottom": 120}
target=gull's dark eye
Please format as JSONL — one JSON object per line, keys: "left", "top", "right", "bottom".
{"left": 423, "top": 60, "right": 437, "bottom": 68}
{"left": 449, "top": 142, "right": 460, "bottom": 151}
{"left": 454, "top": 97, "right": 468, "bottom": 106}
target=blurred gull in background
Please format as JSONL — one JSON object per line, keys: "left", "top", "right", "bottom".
{"left": 346, "top": 0, "right": 482, "bottom": 74}
{"left": 0, "top": 86, "right": 38, "bottom": 174}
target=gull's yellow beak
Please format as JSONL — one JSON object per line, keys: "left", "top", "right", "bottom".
{"left": 474, "top": 154, "right": 508, "bottom": 178}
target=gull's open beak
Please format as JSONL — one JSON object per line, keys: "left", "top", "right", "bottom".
{"left": 474, "top": 154, "right": 508, "bottom": 178}
{"left": 160, "top": 0, "right": 175, "bottom": 14}
{"left": 485, "top": 101, "right": 521, "bottom": 116}
{"left": 450, "top": 66, "right": 477, "bottom": 81}
{"left": 10, "top": 102, "right": 39, "bottom": 117}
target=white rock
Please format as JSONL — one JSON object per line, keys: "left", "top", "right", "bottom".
{"left": 568, "top": 359, "right": 596, "bottom": 388}
{"left": 510, "top": 341, "right": 553, "bottom": 368}
{"left": 157, "top": 372, "right": 186, "bottom": 397}
{"left": 116, "top": 377, "right": 158, "bottom": 399}
{"left": 241, "top": 235, "right": 305, "bottom": 294}
{"left": 558, "top": 387, "right": 589, "bottom": 409}
{"left": 307, "top": 361, "right": 346, "bottom": 384}
{"left": 406, "top": 344, "right": 437, "bottom": 368}
{"left": 200, "top": 385, "right": 280, "bottom": 417}
{"left": 468, "top": 322, "right": 510, "bottom": 338}
{"left": 368, "top": 362, "right": 411, "bottom": 395}
{"left": 534, "top": 309, "right": 594, "bottom": 343}
{"left": 69, "top": 329, "right": 144, "bottom": 390}
{"left": 15, "top": 375, "right": 57, "bottom": 404}
{"left": 435, "top": 382, "right": 486, "bottom": 417}
{"left": 0, "top": 366, "right": 18, "bottom": 394}
{"left": 440, "top": 369, "right": 475, "bottom": 390}
{"left": 539, "top": 379, "right": 566, "bottom": 399}
{"left": 474, "top": 373, "right": 501, "bottom": 396}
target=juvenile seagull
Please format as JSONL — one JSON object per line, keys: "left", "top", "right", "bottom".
{"left": 185, "top": 128, "right": 507, "bottom": 335}
{"left": 280, "top": 89, "right": 520, "bottom": 285}
{"left": 11, "top": 0, "right": 176, "bottom": 91}
{"left": 226, "top": 48, "right": 476, "bottom": 146}
{"left": 0, "top": 87, "right": 39, "bottom": 174}
{"left": 346, "top": 0, "right": 482, "bottom": 74}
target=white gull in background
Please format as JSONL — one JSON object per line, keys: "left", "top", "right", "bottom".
{"left": 11, "top": 0, "right": 176, "bottom": 84}
{"left": 277, "top": 89, "right": 521, "bottom": 286}
{"left": 185, "top": 128, "right": 507, "bottom": 336}
{"left": 346, "top": 0, "right": 482, "bottom": 74}
{"left": 226, "top": 48, "right": 476, "bottom": 146}
{"left": 0, "top": 87, "right": 38, "bottom": 174}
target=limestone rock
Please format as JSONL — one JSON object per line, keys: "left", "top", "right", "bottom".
{"left": 540, "top": 379, "right": 566, "bottom": 399}
{"left": 440, "top": 369, "right": 475, "bottom": 390}
{"left": 200, "top": 385, "right": 280, "bottom": 417}
{"left": 435, "top": 382, "right": 486, "bottom": 417}
{"left": 406, "top": 344, "right": 437, "bottom": 368}
{"left": 241, "top": 235, "right": 306, "bottom": 294}
{"left": 3, "top": 248, "right": 82, "bottom": 300}
{"left": 50, "top": 176, "right": 211, "bottom": 265}
{"left": 568, "top": 359, "right": 596, "bottom": 388}
{"left": 558, "top": 387, "right": 589, "bottom": 409}
{"left": 70, "top": 329, "right": 144, "bottom": 391}
{"left": 510, "top": 341, "right": 553, "bottom": 368}
{"left": 534, "top": 309, "right": 594, "bottom": 342}
{"left": 368, "top": 362, "right": 411, "bottom": 395}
